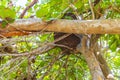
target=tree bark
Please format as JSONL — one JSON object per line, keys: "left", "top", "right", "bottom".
{"left": 78, "top": 36, "right": 105, "bottom": 80}
{"left": 82, "top": 51, "right": 105, "bottom": 80}
{"left": 0, "top": 19, "right": 120, "bottom": 37}
{"left": 95, "top": 53, "right": 114, "bottom": 80}
{"left": 92, "top": 35, "right": 114, "bottom": 80}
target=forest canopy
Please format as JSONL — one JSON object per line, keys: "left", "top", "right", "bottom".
{"left": 0, "top": 0, "right": 120, "bottom": 80}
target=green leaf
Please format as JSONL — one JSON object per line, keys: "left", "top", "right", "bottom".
{"left": 0, "top": 6, "right": 16, "bottom": 19}
{"left": 36, "top": 5, "right": 50, "bottom": 18}
{"left": 110, "top": 41, "right": 117, "bottom": 51}
{"left": 74, "top": 0, "right": 83, "bottom": 8}
{"left": 1, "top": 20, "right": 7, "bottom": 28}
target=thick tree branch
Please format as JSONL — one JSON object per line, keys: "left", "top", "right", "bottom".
{"left": 78, "top": 36, "right": 105, "bottom": 80}
{"left": 0, "top": 19, "right": 120, "bottom": 37}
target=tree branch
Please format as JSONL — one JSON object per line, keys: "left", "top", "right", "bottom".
{"left": 19, "top": 0, "right": 38, "bottom": 18}
{"left": 0, "top": 19, "right": 120, "bottom": 37}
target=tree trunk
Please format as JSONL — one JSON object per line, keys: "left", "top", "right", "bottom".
{"left": 95, "top": 53, "right": 114, "bottom": 80}
{"left": 78, "top": 35, "right": 115, "bottom": 80}
{"left": 82, "top": 50, "right": 105, "bottom": 80}
{"left": 78, "top": 36, "right": 105, "bottom": 80}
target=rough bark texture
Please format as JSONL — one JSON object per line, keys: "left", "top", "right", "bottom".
{"left": 77, "top": 35, "right": 115, "bottom": 80}
{"left": 83, "top": 50, "right": 105, "bottom": 80}
{"left": 92, "top": 35, "right": 114, "bottom": 79}
{"left": 77, "top": 36, "right": 105, "bottom": 80}
{"left": 95, "top": 52, "right": 114, "bottom": 80}
{"left": 96, "top": 54, "right": 112, "bottom": 78}
{"left": 0, "top": 19, "right": 120, "bottom": 37}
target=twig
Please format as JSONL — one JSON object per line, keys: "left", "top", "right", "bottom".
{"left": 54, "top": 55, "right": 67, "bottom": 80}
{"left": 32, "top": 52, "right": 66, "bottom": 80}
{"left": 0, "top": 43, "right": 53, "bottom": 56}
{"left": 65, "top": 55, "right": 69, "bottom": 80}
{"left": 50, "top": 44, "right": 73, "bottom": 51}
{"left": 69, "top": 3, "right": 82, "bottom": 20}
{"left": 0, "top": 57, "right": 21, "bottom": 72}
{"left": 1, "top": 57, "right": 28, "bottom": 76}
{"left": 39, "top": 53, "right": 63, "bottom": 80}
{"left": 27, "top": 56, "right": 32, "bottom": 80}
{"left": 0, "top": 34, "right": 70, "bottom": 57}
{"left": 19, "top": 0, "right": 38, "bottom": 18}
{"left": 89, "top": 0, "right": 95, "bottom": 19}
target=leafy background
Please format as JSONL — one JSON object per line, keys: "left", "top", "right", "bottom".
{"left": 0, "top": 0, "right": 120, "bottom": 80}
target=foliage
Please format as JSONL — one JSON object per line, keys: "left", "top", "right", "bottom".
{"left": 0, "top": 0, "right": 120, "bottom": 80}
{"left": 0, "top": 6, "right": 16, "bottom": 27}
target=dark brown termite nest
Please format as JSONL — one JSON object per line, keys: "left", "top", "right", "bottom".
{"left": 54, "top": 32, "right": 82, "bottom": 54}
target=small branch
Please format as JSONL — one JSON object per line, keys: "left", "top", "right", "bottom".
{"left": 65, "top": 55, "right": 69, "bottom": 80}
{"left": 19, "top": 0, "right": 38, "bottom": 18}
{"left": 89, "top": 0, "right": 95, "bottom": 19}
{"left": 27, "top": 56, "right": 32, "bottom": 80}
{"left": 0, "top": 57, "right": 21, "bottom": 72}
{"left": 39, "top": 53, "right": 62, "bottom": 80}
{"left": 93, "top": 0, "right": 101, "bottom": 6}
{"left": 0, "top": 31, "right": 31, "bottom": 38}
{"left": 54, "top": 54, "right": 67, "bottom": 79}
{"left": 0, "top": 43, "right": 53, "bottom": 57}
{"left": 0, "top": 34, "right": 70, "bottom": 57}
{"left": 1, "top": 57, "right": 28, "bottom": 76}
{"left": 69, "top": 3, "right": 82, "bottom": 20}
